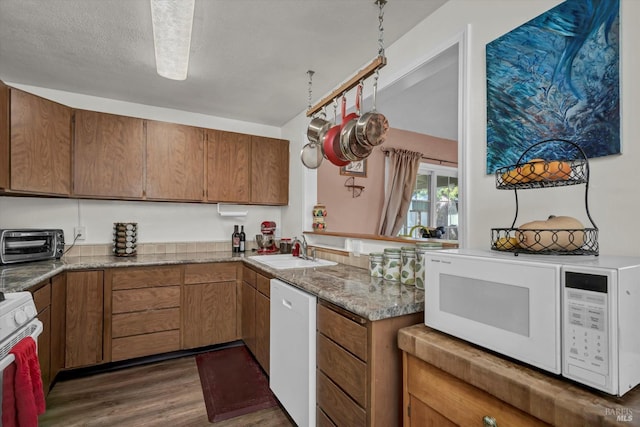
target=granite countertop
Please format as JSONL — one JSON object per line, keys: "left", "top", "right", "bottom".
{"left": 398, "top": 324, "right": 640, "bottom": 427}
{"left": 0, "top": 252, "right": 424, "bottom": 322}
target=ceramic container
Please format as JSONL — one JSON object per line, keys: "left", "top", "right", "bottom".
{"left": 369, "top": 252, "right": 384, "bottom": 277}
{"left": 400, "top": 246, "right": 416, "bottom": 286}
{"left": 382, "top": 248, "right": 401, "bottom": 282}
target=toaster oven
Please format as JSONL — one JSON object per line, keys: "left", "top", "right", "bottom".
{"left": 0, "top": 229, "right": 65, "bottom": 264}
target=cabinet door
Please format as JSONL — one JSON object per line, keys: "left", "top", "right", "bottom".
{"left": 32, "top": 282, "right": 51, "bottom": 393}
{"left": 50, "top": 274, "right": 66, "bottom": 383}
{"left": 241, "top": 280, "right": 256, "bottom": 354}
{"left": 183, "top": 281, "right": 237, "bottom": 349}
{"left": 255, "top": 291, "right": 270, "bottom": 374}
{"left": 251, "top": 136, "right": 289, "bottom": 205}
{"left": 65, "top": 271, "right": 104, "bottom": 368}
{"left": 0, "top": 81, "right": 9, "bottom": 188}
{"left": 146, "top": 120, "right": 205, "bottom": 201}
{"left": 73, "top": 110, "right": 144, "bottom": 198}
{"left": 206, "top": 129, "right": 250, "bottom": 203}
{"left": 10, "top": 89, "right": 71, "bottom": 195}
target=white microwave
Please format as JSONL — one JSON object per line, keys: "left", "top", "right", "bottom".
{"left": 424, "top": 249, "right": 640, "bottom": 396}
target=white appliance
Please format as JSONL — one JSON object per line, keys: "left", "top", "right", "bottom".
{"left": 424, "top": 249, "right": 640, "bottom": 396}
{"left": 269, "top": 279, "right": 316, "bottom": 426}
{"left": 0, "top": 291, "right": 43, "bottom": 420}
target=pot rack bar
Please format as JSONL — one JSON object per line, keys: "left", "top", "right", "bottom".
{"left": 306, "top": 55, "right": 387, "bottom": 117}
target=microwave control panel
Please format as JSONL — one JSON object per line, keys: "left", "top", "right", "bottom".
{"left": 563, "top": 271, "right": 609, "bottom": 386}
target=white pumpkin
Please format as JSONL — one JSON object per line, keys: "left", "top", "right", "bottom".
{"left": 517, "top": 215, "right": 585, "bottom": 251}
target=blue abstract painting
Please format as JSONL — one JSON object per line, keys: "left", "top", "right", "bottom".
{"left": 486, "top": 0, "right": 620, "bottom": 173}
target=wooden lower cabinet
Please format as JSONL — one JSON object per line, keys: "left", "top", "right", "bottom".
{"left": 317, "top": 301, "right": 423, "bottom": 427}
{"left": 107, "top": 266, "right": 182, "bottom": 362}
{"left": 240, "top": 265, "right": 270, "bottom": 374}
{"left": 30, "top": 274, "right": 66, "bottom": 394}
{"left": 403, "top": 353, "right": 548, "bottom": 426}
{"left": 241, "top": 280, "right": 257, "bottom": 354}
{"left": 31, "top": 281, "right": 51, "bottom": 393}
{"left": 65, "top": 271, "right": 104, "bottom": 368}
{"left": 182, "top": 263, "right": 238, "bottom": 348}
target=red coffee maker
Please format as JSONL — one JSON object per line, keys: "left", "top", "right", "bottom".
{"left": 256, "top": 221, "right": 278, "bottom": 253}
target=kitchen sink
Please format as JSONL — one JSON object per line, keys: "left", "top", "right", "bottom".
{"left": 249, "top": 254, "right": 337, "bottom": 270}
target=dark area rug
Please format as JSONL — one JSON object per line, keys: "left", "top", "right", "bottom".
{"left": 195, "top": 345, "right": 278, "bottom": 423}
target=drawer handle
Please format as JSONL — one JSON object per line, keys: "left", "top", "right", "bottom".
{"left": 282, "top": 298, "right": 292, "bottom": 309}
{"left": 483, "top": 416, "right": 498, "bottom": 427}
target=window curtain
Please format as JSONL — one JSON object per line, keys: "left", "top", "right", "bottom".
{"left": 378, "top": 148, "right": 423, "bottom": 236}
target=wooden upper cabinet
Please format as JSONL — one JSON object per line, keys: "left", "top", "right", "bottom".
{"left": 9, "top": 88, "right": 72, "bottom": 195}
{"left": 73, "top": 110, "right": 144, "bottom": 199}
{"left": 251, "top": 136, "right": 289, "bottom": 205}
{"left": 206, "top": 129, "right": 250, "bottom": 203}
{"left": 0, "top": 82, "right": 9, "bottom": 189}
{"left": 146, "top": 120, "right": 205, "bottom": 201}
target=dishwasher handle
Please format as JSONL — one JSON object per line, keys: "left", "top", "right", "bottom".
{"left": 282, "top": 298, "right": 293, "bottom": 309}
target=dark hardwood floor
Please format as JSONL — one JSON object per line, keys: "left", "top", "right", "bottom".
{"left": 39, "top": 355, "right": 295, "bottom": 427}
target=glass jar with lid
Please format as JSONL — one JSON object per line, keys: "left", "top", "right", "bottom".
{"left": 382, "top": 248, "right": 401, "bottom": 282}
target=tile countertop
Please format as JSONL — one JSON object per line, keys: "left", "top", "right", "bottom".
{"left": 0, "top": 252, "right": 424, "bottom": 322}
{"left": 398, "top": 324, "right": 640, "bottom": 427}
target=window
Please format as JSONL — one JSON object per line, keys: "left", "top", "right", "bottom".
{"left": 399, "top": 163, "right": 458, "bottom": 240}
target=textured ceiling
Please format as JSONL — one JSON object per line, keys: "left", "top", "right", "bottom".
{"left": 0, "top": 0, "right": 451, "bottom": 132}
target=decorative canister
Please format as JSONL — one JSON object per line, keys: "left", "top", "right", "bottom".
{"left": 369, "top": 252, "right": 384, "bottom": 277}
{"left": 312, "top": 204, "right": 327, "bottom": 231}
{"left": 414, "top": 242, "right": 444, "bottom": 289}
{"left": 113, "top": 222, "right": 137, "bottom": 257}
{"left": 400, "top": 246, "right": 416, "bottom": 286}
{"left": 382, "top": 248, "right": 401, "bottom": 282}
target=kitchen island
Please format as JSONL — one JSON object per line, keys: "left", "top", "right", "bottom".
{"left": 399, "top": 324, "right": 640, "bottom": 426}
{"left": 2, "top": 251, "right": 423, "bottom": 426}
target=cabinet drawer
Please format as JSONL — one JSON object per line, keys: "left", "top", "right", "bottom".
{"left": 112, "top": 286, "right": 180, "bottom": 314}
{"left": 317, "top": 407, "right": 337, "bottom": 427}
{"left": 317, "top": 333, "right": 367, "bottom": 407}
{"left": 184, "top": 262, "right": 236, "bottom": 284}
{"left": 32, "top": 282, "right": 51, "bottom": 313}
{"left": 112, "top": 330, "right": 180, "bottom": 361}
{"left": 242, "top": 265, "right": 256, "bottom": 288}
{"left": 318, "top": 304, "right": 367, "bottom": 362}
{"left": 112, "top": 308, "right": 180, "bottom": 338}
{"left": 317, "top": 371, "right": 366, "bottom": 427}
{"left": 406, "top": 354, "right": 548, "bottom": 427}
{"left": 111, "top": 266, "right": 181, "bottom": 290}
{"left": 256, "top": 273, "right": 270, "bottom": 297}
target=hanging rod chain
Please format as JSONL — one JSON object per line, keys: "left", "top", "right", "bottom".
{"left": 376, "top": 0, "right": 387, "bottom": 57}
{"left": 307, "top": 70, "right": 315, "bottom": 112}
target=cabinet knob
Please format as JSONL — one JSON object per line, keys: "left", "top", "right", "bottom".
{"left": 483, "top": 416, "right": 498, "bottom": 427}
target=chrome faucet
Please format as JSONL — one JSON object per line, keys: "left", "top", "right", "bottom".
{"left": 292, "top": 235, "right": 313, "bottom": 260}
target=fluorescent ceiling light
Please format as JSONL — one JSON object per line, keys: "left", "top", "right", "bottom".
{"left": 150, "top": 0, "right": 195, "bottom": 80}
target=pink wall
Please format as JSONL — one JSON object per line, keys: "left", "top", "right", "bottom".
{"left": 317, "top": 128, "right": 457, "bottom": 234}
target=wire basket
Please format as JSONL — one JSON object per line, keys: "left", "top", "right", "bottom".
{"left": 491, "top": 227, "right": 599, "bottom": 255}
{"left": 491, "top": 139, "right": 599, "bottom": 256}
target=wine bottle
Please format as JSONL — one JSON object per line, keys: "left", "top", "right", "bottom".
{"left": 232, "top": 225, "right": 240, "bottom": 253}
{"left": 239, "top": 225, "right": 246, "bottom": 252}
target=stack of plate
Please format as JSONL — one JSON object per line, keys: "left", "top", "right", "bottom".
{"left": 113, "top": 222, "right": 137, "bottom": 257}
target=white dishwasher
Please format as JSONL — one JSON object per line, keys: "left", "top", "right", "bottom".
{"left": 270, "top": 279, "right": 316, "bottom": 427}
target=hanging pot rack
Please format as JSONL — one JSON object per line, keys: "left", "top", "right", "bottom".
{"left": 306, "top": 55, "right": 387, "bottom": 117}
{"left": 307, "top": 0, "right": 387, "bottom": 118}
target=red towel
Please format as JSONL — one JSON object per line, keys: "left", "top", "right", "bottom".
{"left": 2, "top": 336, "right": 46, "bottom": 427}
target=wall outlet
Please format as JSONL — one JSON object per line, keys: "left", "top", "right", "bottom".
{"left": 74, "top": 226, "right": 86, "bottom": 241}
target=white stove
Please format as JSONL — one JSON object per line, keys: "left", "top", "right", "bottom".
{"left": 0, "top": 291, "right": 41, "bottom": 364}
